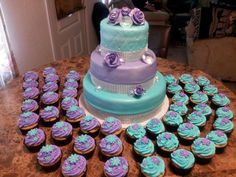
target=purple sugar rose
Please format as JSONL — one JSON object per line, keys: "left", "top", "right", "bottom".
{"left": 104, "top": 53, "right": 121, "bottom": 68}
{"left": 108, "top": 8, "right": 122, "bottom": 25}
{"left": 202, "top": 138, "right": 211, "bottom": 146}
{"left": 216, "top": 130, "right": 224, "bottom": 137}
{"left": 133, "top": 85, "right": 145, "bottom": 97}
{"left": 130, "top": 8, "right": 145, "bottom": 25}
{"left": 180, "top": 150, "right": 189, "bottom": 158}
{"left": 121, "top": 7, "right": 131, "bottom": 16}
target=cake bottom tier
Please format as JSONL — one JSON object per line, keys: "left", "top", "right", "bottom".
{"left": 83, "top": 71, "right": 166, "bottom": 115}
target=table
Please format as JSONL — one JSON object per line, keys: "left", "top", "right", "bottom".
{"left": 0, "top": 57, "right": 235, "bottom": 177}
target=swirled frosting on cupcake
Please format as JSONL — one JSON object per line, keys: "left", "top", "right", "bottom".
{"left": 52, "top": 121, "right": 73, "bottom": 139}
{"left": 41, "top": 91, "right": 59, "bottom": 105}
{"left": 156, "top": 132, "right": 179, "bottom": 151}
{"left": 177, "top": 123, "right": 200, "bottom": 139}
{"left": 37, "top": 144, "right": 61, "bottom": 166}
{"left": 193, "top": 103, "right": 212, "bottom": 117}
{"left": 42, "top": 82, "right": 58, "bottom": 92}
{"left": 212, "top": 93, "right": 230, "bottom": 107}
{"left": 64, "top": 79, "right": 79, "bottom": 89}
{"left": 45, "top": 74, "right": 59, "bottom": 83}
{"left": 213, "top": 118, "right": 234, "bottom": 133}
{"left": 62, "top": 87, "right": 77, "bottom": 98}
{"left": 74, "top": 134, "right": 95, "bottom": 153}
{"left": 167, "top": 82, "right": 182, "bottom": 94}
{"left": 134, "top": 136, "right": 154, "bottom": 156}
{"left": 23, "top": 79, "right": 39, "bottom": 89}
{"left": 23, "top": 87, "right": 39, "bottom": 100}
{"left": 66, "top": 106, "right": 85, "bottom": 120}
{"left": 179, "top": 74, "right": 194, "bottom": 84}
{"left": 172, "top": 92, "right": 189, "bottom": 104}
{"left": 104, "top": 157, "right": 129, "bottom": 177}
{"left": 21, "top": 99, "right": 38, "bottom": 112}
{"left": 140, "top": 156, "right": 165, "bottom": 177}
{"left": 184, "top": 82, "right": 200, "bottom": 94}
{"left": 187, "top": 111, "right": 206, "bottom": 127}
{"left": 101, "top": 117, "right": 122, "bottom": 135}
{"left": 40, "top": 106, "right": 59, "bottom": 121}
{"left": 169, "top": 102, "right": 188, "bottom": 116}
{"left": 203, "top": 84, "right": 218, "bottom": 96}
{"left": 80, "top": 115, "right": 100, "bottom": 132}
{"left": 24, "top": 128, "right": 45, "bottom": 147}
{"left": 62, "top": 154, "right": 86, "bottom": 177}
{"left": 216, "top": 107, "right": 234, "bottom": 120}
{"left": 23, "top": 71, "right": 38, "bottom": 81}
{"left": 43, "top": 67, "right": 56, "bottom": 76}
{"left": 191, "top": 138, "right": 215, "bottom": 157}
{"left": 191, "top": 91, "right": 208, "bottom": 104}
{"left": 146, "top": 118, "right": 165, "bottom": 135}
{"left": 195, "top": 76, "right": 210, "bottom": 87}
{"left": 61, "top": 97, "right": 78, "bottom": 110}
{"left": 171, "top": 149, "right": 195, "bottom": 169}
{"left": 126, "top": 124, "right": 146, "bottom": 139}
{"left": 65, "top": 70, "right": 80, "bottom": 81}
{"left": 18, "top": 112, "right": 39, "bottom": 129}
{"left": 99, "top": 135, "right": 123, "bottom": 156}
{"left": 206, "top": 130, "right": 228, "bottom": 147}
{"left": 164, "top": 74, "right": 177, "bottom": 85}
{"left": 163, "top": 111, "right": 183, "bottom": 126}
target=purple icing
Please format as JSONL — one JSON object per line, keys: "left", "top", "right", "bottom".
{"left": 101, "top": 117, "right": 122, "bottom": 135}
{"left": 64, "top": 79, "right": 79, "bottom": 89}
{"left": 24, "top": 128, "right": 45, "bottom": 146}
{"left": 40, "top": 106, "right": 59, "bottom": 121}
{"left": 104, "top": 52, "right": 121, "bottom": 68}
{"left": 221, "top": 118, "right": 230, "bottom": 125}
{"left": 74, "top": 134, "right": 95, "bottom": 152}
{"left": 104, "top": 157, "right": 128, "bottom": 177}
{"left": 108, "top": 8, "right": 122, "bottom": 25}
{"left": 80, "top": 115, "right": 100, "bottom": 132}
{"left": 21, "top": 99, "right": 38, "bottom": 112}
{"left": 66, "top": 106, "right": 85, "bottom": 120}
{"left": 130, "top": 8, "right": 145, "bottom": 25}
{"left": 222, "top": 107, "right": 229, "bottom": 112}
{"left": 99, "top": 135, "right": 122, "bottom": 155}
{"left": 52, "top": 121, "right": 72, "bottom": 138}
{"left": 65, "top": 70, "right": 80, "bottom": 81}
{"left": 18, "top": 112, "right": 39, "bottom": 128}
{"left": 42, "top": 82, "right": 58, "bottom": 92}
{"left": 180, "top": 150, "right": 190, "bottom": 158}
{"left": 23, "top": 79, "right": 39, "bottom": 89}
{"left": 41, "top": 91, "right": 58, "bottom": 104}
{"left": 62, "top": 87, "right": 77, "bottom": 98}
{"left": 23, "top": 71, "right": 38, "bottom": 81}
{"left": 45, "top": 74, "right": 59, "bottom": 83}
{"left": 121, "top": 7, "right": 131, "bottom": 16}
{"left": 216, "top": 130, "right": 225, "bottom": 137}
{"left": 202, "top": 138, "right": 211, "bottom": 146}
{"left": 43, "top": 67, "right": 56, "bottom": 76}
{"left": 61, "top": 97, "right": 78, "bottom": 110}
{"left": 23, "top": 87, "right": 39, "bottom": 100}
{"left": 164, "top": 133, "right": 172, "bottom": 140}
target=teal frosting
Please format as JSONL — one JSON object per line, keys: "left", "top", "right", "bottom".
{"left": 164, "top": 74, "right": 177, "bottom": 85}
{"left": 191, "top": 138, "right": 216, "bottom": 157}
{"left": 140, "top": 156, "right": 165, "bottom": 177}
{"left": 171, "top": 149, "right": 195, "bottom": 169}
{"left": 156, "top": 132, "right": 179, "bottom": 150}
{"left": 163, "top": 111, "right": 183, "bottom": 126}
{"left": 213, "top": 118, "right": 234, "bottom": 133}
{"left": 177, "top": 123, "right": 200, "bottom": 139}
{"left": 179, "top": 74, "right": 194, "bottom": 84}
{"left": 169, "top": 102, "right": 188, "bottom": 116}
{"left": 187, "top": 111, "right": 206, "bottom": 127}
{"left": 134, "top": 136, "right": 154, "bottom": 155}
{"left": 167, "top": 83, "right": 182, "bottom": 94}
{"left": 190, "top": 91, "right": 208, "bottom": 104}
{"left": 212, "top": 93, "right": 230, "bottom": 106}
{"left": 172, "top": 92, "right": 189, "bottom": 104}
{"left": 193, "top": 103, "right": 212, "bottom": 117}
{"left": 203, "top": 84, "right": 218, "bottom": 96}
{"left": 146, "top": 118, "right": 165, "bottom": 135}
{"left": 184, "top": 82, "right": 200, "bottom": 94}
{"left": 206, "top": 130, "right": 228, "bottom": 146}
{"left": 216, "top": 107, "right": 234, "bottom": 120}
{"left": 126, "top": 124, "right": 146, "bottom": 139}
{"left": 195, "top": 76, "right": 210, "bottom": 87}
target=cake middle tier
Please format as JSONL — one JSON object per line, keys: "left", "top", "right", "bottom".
{"left": 90, "top": 49, "right": 157, "bottom": 84}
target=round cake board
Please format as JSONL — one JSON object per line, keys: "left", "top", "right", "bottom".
{"left": 79, "top": 94, "right": 169, "bottom": 128}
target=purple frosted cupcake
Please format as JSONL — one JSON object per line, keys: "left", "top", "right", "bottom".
{"left": 62, "top": 87, "right": 78, "bottom": 98}
{"left": 62, "top": 154, "right": 87, "bottom": 177}
{"left": 64, "top": 79, "right": 79, "bottom": 90}
{"left": 42, "top": 82, "right": 59, "bottom": 93}
{"left": 99, "top": 135, "right": 123, "bottom": 157}
{"left": 61, "top": 97, "right": 78, "bottom": 112}
{"left": 23, "top": 87, "right": 40, "bottom": 101}
{"left": 45, "top": 73, "right": 60, "bottom": 84}
{"left": 40, "top": 106, "right": 59, "bottom": 125}
{"left": 104, "top": 157, "right": 129, "bottom": 177}
{"left": 18, "top": 112, "right": 39, "bottom": 134}
{"left": 74, "top": 134, "right": 95, "bottom": 157}
{"left": 65, "top": 70, "right": 80, "bottom": 82}
{"left": 41, "top": 91, "right": 59, "bottom": 107}
{"left": 24, "top": 128, "right": 46, "bottom": 152}
{"left": 66, "top": 106, "right": 85, "bottom": 126}
{"left": 80, "top": 115, "right": 101, "bottom": 135}
{"left": 21, "top": 99, "right": 39, "bottom": 113}
{"left": 43, "top": 67, "right": 57, "bottom": 77}
{"left": 37, "top": 144, "right": 62, "bottom": 170}
{"left": 101, "top": 117, "right": 122, "bottom": 136}
{"left": 23, "top": 79, "right": 39, "bottom": 90}
{"left": 23, "top": 71, "right": 39, "bottom": 81}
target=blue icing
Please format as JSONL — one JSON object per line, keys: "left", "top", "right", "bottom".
{"left": 212, "top": 93, "right": 230, "bottom": 106}
{"left": 172, "top": 92, "right": 189, "bottom": 104}
{"left": 164, "top": 74, "right": 177, "bottom": 85}
{"left": 195, "top": 76, "right": 210, "bottom": 87}
{"left": 171, "top": 149, "right": 195, "bottom": 169}
{"left": 206, "top": 130, "right": 228, "bottom": 146}
{"left": 156, "top": 132, "right": 179, "bottom": 150}
{"left": 213, "top": 118, "right": 234, "bottom": 132}
{"left": 169, "top": 102, "right": 188, "bottom": 116}
{"left": 203, "top": 84, "right": 218, "bottom": 96}
{"left": 134, "top": 136, "right": 154, "bottom": 155}
{"left": 184, "top": 82, "right": 200, "bottom": 93}
{"left": 179, "top": 74, "right": 194, "bottom": 84}
{"left": 187, "top": 111, "right": 206, "bottom": 127}
{"left": 191, "top": 138, "right": 216, "bottom": 157}
{"left": 127, "top": 124, "right": 146, "bottom": 139}
{"left": 164, "top": 111, "right": 183, "bottom": 126}
{"left": 216, "top": 107, "right": 234, "bottom": 120}
{"left": 177, "top": 123, "right": 200, "bottom": 139}
{"left": 146, "top": 118, "right": 165, "bottom": 135}
{"left": 193, "top": 103, "right": 212, "bottom": 116}
{"left": 167, "top": 83, "right": 182, "bottom": 94}
{"left": 191, "top": 91, "right": 208, "bottom": 104}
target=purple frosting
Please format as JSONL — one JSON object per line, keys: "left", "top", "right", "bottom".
{"left": 104, "top": 157, "right": 129, "bottom": 177}
{"left": 61, "top": 97, "right": 78, "bottom": 110}
{"left": 45, "top": 74, "right": 59, "bottom": 83}
{"left": 23, "top": 87, "right": 39, "bottom": 100}
{"left": 37, "top": 144, "right": 61, "bottom": 166}
{"left": 40, "top": 106, "right": 59, "bottom": 121}
{"left": 21, "top": 99, "right": 38, "bottom": 112}
{"left": 108, "top": 8, "right": 122, "bottom": 25}
{"left": 23, "top": 71, "right": 38, "bottom": 81}
{"left": 65, "top": 70, "right": 80, "bottom": 81}
{"left": 104, "top": 53, "right": 121, "bottom": 68}
{"left": 121, "top": 7, "right": 131, "bottom": 16}
{"left": 80, "top": 115, "right": 100, "bottom": 132}
{"left": 18, "top": 112, "right": 39, "bottom": 128}
{"left": 130, "top": 8, "right": 145, "bottom": 25}
{"left": 42, "top": 82, "right": 58, "bottom": 92}
{"left": 99, "top": 135, "right": 123, "bottom": 156}
{"left": 66, "top": 106, "right": 85, "bottom": 120}
{"left": 43, "top": 67, "right": 56, "bottom": 76}
{"left": 101, "top": 117, "right": 122, "bottom": 135}
{"left": 62, "top": 154, "right": 86, "bottom": 177}
{"left": 74, "top": 134, "right": 95, "bottom": 152}
{"left": 24, "top": 128, "right": 45, "bottom": 146}
{"left": 41, "top": 91, "right": 59, "bottom": 105}
{"left": 62, "top": 87, "right": 78, "bottom": 98}
{"left": 23, "top": 79, "right": 39, "bottom": 89}
{"left": 64, "top": 79, "right": 79, "bottom": 89}
{"left": 52, "top": 121, "right": 72, "bottom": 139}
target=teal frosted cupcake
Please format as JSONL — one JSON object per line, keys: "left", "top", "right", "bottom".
{"left": 167, "top": 82, "right": 182, "bottom": 96}
{"left": 146, "top": 118, "right": 165, "bottom": 138}
{"left": 179, "top": 74, "right": 194, "bottom": 86}
{"left": 162, "top": 111, "right": 183, "bottom": 132}
{"left": 195, "top": 76, "right": 210, "bottom": 88}
{"left": 190, "top": 91, "right": 209, "bottom": 105}
{"left": 212, "top": 93, "right": 230, "bottom": 108}
{"left": 184, "top": 82, "right": 200, "bottom": 95}
{"left": 170, "top": 149, "right": 195, "bottom": 175}
{"left": 172, "top": 92, "right": 189, "bottom": 105}
{"left": 177, "top": 123, "right": 200, "bottom": 145}
{"left": 140, "top": 156, "right": 165, "bottom": 177}
{"left": 187, "top": 111, "right": 206, "bottom": 130}
{"left": 126, "top": 124, "right": 146, "bottom": 142}
{"left": 213, "top": 118, "right": 234, "bottom": 136}
{"left": 169, "top": 102, "right": 188, "bottom": 117}
{"left": 216, "top": 106, "right": 234, "bottom": 120}
{"left": 193, "top": 103, "right": 212, "bottom": 119}
{"left": 164, "top": 74, "right": 177, "bottom": 85}
{"left": 206, "top": 130, "right": 228, "bottom": 153}
{"left": 203, "top": 84, "right": 218, "bottom": 97}
{"left": 134, "top": 136, "right": 154, "bottom": 158}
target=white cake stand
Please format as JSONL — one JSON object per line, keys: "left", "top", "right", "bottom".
{"left": 79, "top": 94, "right": 169, "bottom": 128}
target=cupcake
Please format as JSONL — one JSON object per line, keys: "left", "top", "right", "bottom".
{"left": 191, "top": 138, "right": 215, "bottom": 163}
{"left": 172, "top": 92, "right": 189, "bottom": 105}
{"left": 37, "top": 144, "right": 62, "bottom": 170}
{"left": 177, "top": 123, "right": 200, "bottom": 145}
{"left": 164, "top": 74, "right": 177, "bottom": 85}
{"left": 193, "top": 103, "right": 212, "bottom": 119}
{"left": 212, "top": 93, "right": 230, "bottom": 108}
{"left": 162, "top": 111, "right": 183, "bottom": 132}
{"left": 206, "top": 130, "right": 228, "bottom": 153}
{"left": 146, "top": 118, "right": 165, "bottom": 138}
{"left": 101, "top": 117, "right": 122, "bottom": 136}
{"left": 18, "top": 112, "right": 39, "bottom": 134}
{"left": 170, "top": 149, "right": 195, "bottom": 175}
{"left": 40, "top": 106, "right": 59, "bottom": 125}
{"left": 62, "top": 87, "right": 78, "bottom": 98}
{"left": 65, "top": 70, "right": 80, "bottom": 83}
{"left": 190, "top": 91, "right": 209, "bottom": 105}
{"left": 99, "top": 135, "right": 123, "bottom": 157}
{"left": 216, "top": 106, "right": 234, "bottom": 120}
{"left": 167, "top": 82, "right": 182, "bottom": 96}
{"left": 23, "top": 87, "right": 40, "bottom": 101}
{"left": 203, "top": 84, "right": 218, "bottom": 97}
{"left": 42, "top": 82, "right": 59, "bottom": 93}
{"left": 44, "top": 73, "right": 60, "bottom": 84}
{"left": 134, "top": 136, "right": 154, "bottom": 158}
{"left": 43, "top": 67, "right": 57, "bottom": 77}
{"left": 24, "top": 128, "right": 46, "bottom": 152}
{"left": 41, "top": 91, "right": 59, "bottom": 107}
{"left": 23, "top": 71, "right": 39, "bottom": 81}
{"left": 169, "top": 102, "right": 188, "bottom": 117}
{"left": 184, "top": 82, "right": 200, "bottom": 95}
{"left": 66, "top": 106, "right": 85, "bottom": 127}
{"left": 156, "top": 132, "right": 179, "bottom": 156}
{"left": 23, "top": 79, "right": 39, "bottom": 90}
{"left": 61, "top": 97, "right": 78, "bottom": 112}
{"left": 80, "top": 115, "right": 100, "bottom": 135}
{"left": 140, "top": 156, "right": 165, "bottom": 177}
{"left": 64, "top": 79, "right": 79, "bottom": 90}
{"left": 74, "top": 134, "right": 95, "bottom": 157}
{"left": 126, "top": 124, "right": 146, "bottom": 142}
{"left": 62, "top": 154, "right": 87, "bottom": 177}
{"left": 187, "top": 111, "right": 206, "bottom": 130}
{"left": 179, "top": 74, "right": 194, "bottom": 86}
{"left": 51, "top": 121, "right": 73, "bottom": 145}
{"left": 213, "top": 118, "right": 234, "bottom": 136}
{"left": 21, "top": 99, "right": 39, "bottom": 113}
{"left": 195, "top": 76, "right": 210, "bottom": 88}
{"left": 104, "top": 157, "right": 129, "bottom": 177}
